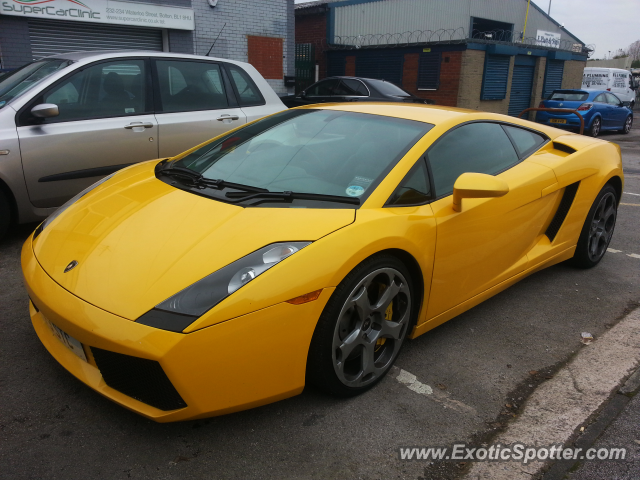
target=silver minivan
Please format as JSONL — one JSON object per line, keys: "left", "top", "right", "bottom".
{"left": 0, "top": 51, "right": 286, "bottom": 237}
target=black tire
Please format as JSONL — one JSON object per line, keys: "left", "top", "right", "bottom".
{"left": 0, "top": 189, "right": 12, "bottom": 241}
{"left": 569, "top": 184, "right": 617, "bottom": 269}
{"left": 588, "top": 117, "right": 601, "bottom": 137}
{"left": 620, "top": 115, "right": 632, "bottom": 134}
{"left": 306, "top": 254, "right": 417, "bottom": 397}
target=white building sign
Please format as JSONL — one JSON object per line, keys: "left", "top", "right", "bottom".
{"left": 536, "top": 30, "right": 561, "bottom": 49}
{"left": 0, "top": 0, "right": 194, "bottom": 30}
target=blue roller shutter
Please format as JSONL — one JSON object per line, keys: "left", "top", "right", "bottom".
{"left": 355, "top": 52, "right": 403, "bottom": 86}
{"left": 480, "top": 54, "right": 510, "bottom": 100}
{"left": 417, "top": 52, "right": 441, "bottom": 90}
{"left": 542, "top": 60, "right": 564, "bottom": 99}
{"left": 508, "top": 56, "right": 536, "bottom": 116}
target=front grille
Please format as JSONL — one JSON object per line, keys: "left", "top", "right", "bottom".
{"left": 91, "top": 347, "right": 187, "bottom": 411}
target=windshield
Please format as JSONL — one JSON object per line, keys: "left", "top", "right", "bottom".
{"left": 549, "top": 91, "right": 589, "bottom": 101}
{"left": 171, "top": 109, "right": 432, "bottom": 206}
{"left": 0, "top": 59, "right": 73, "bottom": 109}
{"left": 367, "top": 79, "right": 413, "bottom": 97}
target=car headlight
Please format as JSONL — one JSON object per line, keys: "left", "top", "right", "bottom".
{"left": 33, "top": 173, "right": 116, "bottom": 239}
{"left": 136, "top": 242, "right": 311, "bottom": 332}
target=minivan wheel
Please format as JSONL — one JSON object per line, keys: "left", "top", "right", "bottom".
{"left": 588, "top": 117, "right": 601, "bottom": 137}
{"left": 621, "top": 115, "right": 632, "bottom": 134}
{"left": 0, "top": 189, "right": 12, "bottom": 240}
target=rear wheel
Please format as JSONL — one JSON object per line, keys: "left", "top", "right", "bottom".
{"left": 621, "top": 115, "right": 632, "bottom": 134}
{"left": 570, "top": 185, "right": 617, "bottom": 268}
{"left": 306, "top": 254, "right": 416, "bottom": 397}
{"left": 588, "top": 117, "right": 601, "bottom": 137}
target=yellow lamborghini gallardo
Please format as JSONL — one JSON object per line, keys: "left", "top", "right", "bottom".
{"left": 22, "top": 104, "right": 623, "bottom": 422}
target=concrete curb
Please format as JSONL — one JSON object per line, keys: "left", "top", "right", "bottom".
{"left": 463, "top": 307, "right": 640, "bottom": 480}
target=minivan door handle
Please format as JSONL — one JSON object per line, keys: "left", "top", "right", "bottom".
{"left": 124, "top": 122, "right": 154, "bottom": 129}
{"left": 216, "top": 114, "right": 240, "bottom": 121}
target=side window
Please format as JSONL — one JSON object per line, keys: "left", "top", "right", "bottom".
{"left": 417, "top": 52, "right": 441, "bottom": 90}
{"left": 427, "top": 123, "right": 519, "bottom": 198}
{"left": 605, "top": 92, "right": 621, "bottom": 106}
{"left": 226, "top": 64, "right": 264, "bottom": 106}
{"left": 338, "top": 79, "right": 369, "bottom": 96}
{"left": 306, "top": 79, "right": 339, "bottom": 97}
{"left": 156, "top": 60, "right": 228, "bottom": 113}
{"left": 502, "top": 125, "right": 546, "bottom": 158}
{"left": 387, "top": 159, "right": 431, "bottom": 206}
{"left": 40, "top": 59, "right": 146, "bottom": 122}
{"left": 594, "top": 93, "right": 607, "bottom": 103}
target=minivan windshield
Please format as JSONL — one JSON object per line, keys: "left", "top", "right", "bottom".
{"left": 0, "top": 59, "right": 72, "bottom": 109}
{"left": 169, "top": 109, "right": 432, "bottom": 205}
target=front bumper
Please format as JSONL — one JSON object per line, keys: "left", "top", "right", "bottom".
{"left": 22, "top": 236, "right": 333, "bottom": 422}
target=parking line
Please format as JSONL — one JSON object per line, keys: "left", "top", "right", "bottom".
{"left": 623, "top": 192, "right": 640, "bottom": 196}
{"left": 620, "top": 203, "right": 640, "bottom": 206}
{"left": 628, "top": 254, "right": 640, "bottom": 259}
{"left": 607, "top": 248, "right": 622, "bottom": 253}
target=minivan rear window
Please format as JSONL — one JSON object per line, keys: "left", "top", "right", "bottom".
{"left": 549, "top": 91, "right": 588, "bottom": 101}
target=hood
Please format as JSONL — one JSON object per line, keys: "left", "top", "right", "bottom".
{"left": 32, "top": 163, "right": 355, "bottom": 321}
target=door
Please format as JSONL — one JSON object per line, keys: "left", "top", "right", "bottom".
{"left": 605, "top": 92, "right": 627, "bottom": 127}
{"left": 593, "top": 93, "right": 613, "bottom": 127}
{"left": 425, "top": 122, "right": 556, "bottom": 319}
{"left": 224, "top": 63, "right": 280, "bottom": 124}
{"left": 508, "top": 56, "right": 536, "bottom": 117}
{"left": 153, "top": 59, "right": 247, "bottom": 158}
{"left": 17, "top": 58, "right": 158, "bottom": 208}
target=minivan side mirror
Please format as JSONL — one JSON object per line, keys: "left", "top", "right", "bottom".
{"left": 452, "top": 172, "right": 509, "bottom": 212}
{"left": 31, "top": 103, "right": 59, "bottom": 118}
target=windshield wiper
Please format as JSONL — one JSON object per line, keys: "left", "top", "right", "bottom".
{"left": 157, "top": 164, "right": 267, "bottom": 193}
{"left": 225, "top": 190, "right": 360, "bottom": 205}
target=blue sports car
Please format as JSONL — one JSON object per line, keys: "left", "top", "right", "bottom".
{"left": 536, "top": 89, "right": 633, "bottom": 137}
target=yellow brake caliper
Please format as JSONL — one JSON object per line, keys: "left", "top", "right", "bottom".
{"left": 376, "top": 301, "right": 393, "bottom": 350}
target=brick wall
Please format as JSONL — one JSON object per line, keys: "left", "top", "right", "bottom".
{"left": 168, "top": 30, "right": 194, "bottom": 54}
{"left": 0, "top": 16, "right": 32, "bottom": 69}
{"left": 295, "top": 11, "right": 327, "bottom": 80}
{"left": 248, "top": 36, "right": 284, "bottom": 79}
{"left": 562, "top": 59, "right": 587, "bottom": 89}
{"left": 192, "top": 0, "right": 293, "bottom": 94}
{"left": 457, "top": 49, "right": 514, "bottom": 114}
{"left": 345, "top": 56, "right": 356, "bottom": 76}
{"left": 402, "top": 51, "right": 462, "bottom": 106}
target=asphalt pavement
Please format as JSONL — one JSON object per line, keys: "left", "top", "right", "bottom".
{"left": 1, "top": 124, "right": 639, "bottom": 480}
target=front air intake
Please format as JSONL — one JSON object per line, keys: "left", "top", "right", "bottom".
{"left": 91, "top": 347, "right": 187, "bottom": 411}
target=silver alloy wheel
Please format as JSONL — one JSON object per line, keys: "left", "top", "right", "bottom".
{"left": 331, "top": 267, "right": 411, "bottom": 388}
{"left": 587, "top": 192, "right": 617, "bottom": 262}
{"left": 591, "top": 118, "right": 601, "bottom": 136}
{"left": 624, "top": 116, "right": 632, "bottom": 133}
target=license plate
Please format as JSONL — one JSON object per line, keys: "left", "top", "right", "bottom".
{"left": 46, "top": 319, "right": 87, "bottom": 362}
{"left": 550, "top": 119, "right": 567, "bottom": 124}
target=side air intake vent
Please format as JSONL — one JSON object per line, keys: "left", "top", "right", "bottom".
{"left": 553, "top": 142, "right": 577, "bottom": 154}
{"left": 91, "top": 347, "right": 187, "bottom": 411}
{"left": 545, "top": 182, "right": 580, "bottom": 242}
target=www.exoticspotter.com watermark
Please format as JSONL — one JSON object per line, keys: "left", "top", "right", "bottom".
{"left": 398, "top": 444, "right": 627, "bottom": 464}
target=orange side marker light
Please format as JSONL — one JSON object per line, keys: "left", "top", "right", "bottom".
{"left": 286, "top": 289, "right": 323, "bottom": 305}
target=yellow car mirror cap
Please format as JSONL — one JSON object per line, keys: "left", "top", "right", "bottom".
{"left": 452, "top": 173, "right": 509, "bottom": 212}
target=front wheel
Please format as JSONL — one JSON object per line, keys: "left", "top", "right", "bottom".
{"left": 621, "top": 115, "right": 632, "bottom": 134}
{"left": 588, "top": 117, "right": 601, "bottom": 137}
{"left": 306, "top": 254, "right": 416, "bottom": 397}
{"left": 569, "top": 184, "right": 618, "bottom": 268}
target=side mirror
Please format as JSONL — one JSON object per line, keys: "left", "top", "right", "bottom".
{"left": 621, "top": 101, "right": 631, "bottom": 108}
{"left": 31, "top": 103, "right": 59, "bottom": 118}
{"left": 452, "top": 172, "right": 509, "bottom": 212}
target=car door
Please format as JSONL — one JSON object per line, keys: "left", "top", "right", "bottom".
{"left": 16, "top": 58, "right": 158, "bottom": 208}
{"left": 424, "top": 122, "right": 557, "bottom": 319}
{"left": 605, "top": 93, "right": 627, "bottom": 127}
{"left": 153, "top": 59, "right": 246, "bottom": 158}
{"left": 592, "top": 93, "right": 612, "bottom": 128}
{"left": 223, "top": 63, "right": 281, "bottom": 123}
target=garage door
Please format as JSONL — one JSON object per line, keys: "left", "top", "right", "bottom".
{"left": 508, "top": 55, "right": 536, "bottom": 117}
{"left": 28, "top": 19, "right": 163, "bottom": 60}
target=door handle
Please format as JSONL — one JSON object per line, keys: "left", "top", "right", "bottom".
{"left": 216, "top": 114, "right": 240, "bottom": 121}
{"left": 124, "top": 122, "right": 154, "bottom": 129}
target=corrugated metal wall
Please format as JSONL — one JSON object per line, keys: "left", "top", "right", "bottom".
{"left": 333, "top": 0, "right": 582, "bottom": 47}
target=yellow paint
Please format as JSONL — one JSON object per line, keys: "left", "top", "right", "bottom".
{"left": 23, "top": 103, "right": 624, "bottom": 421}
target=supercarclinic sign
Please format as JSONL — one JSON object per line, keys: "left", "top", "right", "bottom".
{"left": 0, "top": 0, "right": 195, "bottom": 30}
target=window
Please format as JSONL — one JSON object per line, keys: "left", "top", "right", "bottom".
{"left": 503, "top": 125, "right": 546, "bottom": 157}
{"left": 549, "top": 91, "right": 588, "bottom": 101}
{"left": 417, "top": 52, "right": 441, "bottom": 90}
{"left": 480, "top": 55, "right": 510, "bottom": 100}
{"left": 605, "top": 92, "right": 621, "bottom": 106}
{"left": 367, "top": 79, "right": 412, "bottom": 97}
{"left": 0, "top": 59, "right": 72, "bottom": 109}
{"left": 336, "top": 79, "right": 369, "bottom": 96}
{"left": 387, "top": 159, "right": 431, "bottom": 206}
{"left": 306, "top": 79, "right": 339, "bottom": 96}
{"left": 226, "top": 64, "right": 264, "bottom": 106}
{"left": 594, "top": 93, "right": 607, "bottom": 103}
{"left": 39, "top": 59, "right": 146, "bottom": 123}
{"left": 427, "top": 122, "right": 518, "bottom": 198}
{"left": 156, "top": 60, "right": 228, "bottom": 113}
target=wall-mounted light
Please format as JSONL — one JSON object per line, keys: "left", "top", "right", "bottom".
{"left": 208, "top": 0, "right": 219, "bottom": 7}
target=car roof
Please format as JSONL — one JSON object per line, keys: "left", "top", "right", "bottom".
{"left": 41, "top": 50, "right": 247, "bottom": 66}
